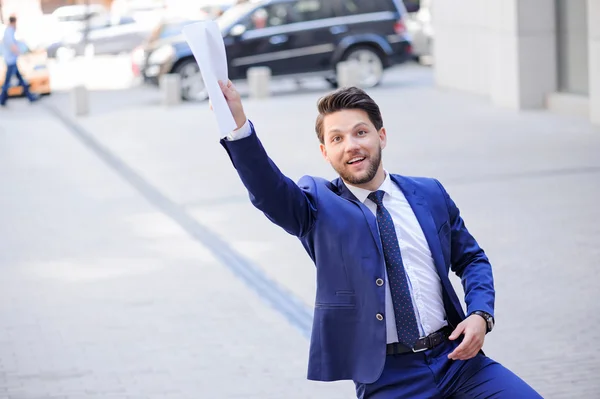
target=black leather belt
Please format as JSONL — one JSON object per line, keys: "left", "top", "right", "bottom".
{"left": 386, "top": 326, "right": 452, "bottom": 355}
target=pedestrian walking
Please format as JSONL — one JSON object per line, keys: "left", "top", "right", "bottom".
{"left": 1, "top": 16, "right": 40, "bottom": 107}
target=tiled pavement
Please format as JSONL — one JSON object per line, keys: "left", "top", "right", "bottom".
{"left": 1, "top": 64, "right": 599, "bottom": 398}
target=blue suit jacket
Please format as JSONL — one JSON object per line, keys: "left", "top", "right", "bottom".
{"left": 221, "top": 125, "right": 495, "bottom": 384}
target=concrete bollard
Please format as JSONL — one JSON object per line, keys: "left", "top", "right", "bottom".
{"left": 336, "top": 60, "right": 361, "bottom": 88}
{"left": 84, "top": 43, "right": 95, "bottom": 59}
{"left": 71, "top": 84, "right": 89, "bottom": 117}
{"left": 160, "top": 73, "right": 181, "bottom": 106}
{"left": 247, "top": 67, "right": 271, "bottom": 99}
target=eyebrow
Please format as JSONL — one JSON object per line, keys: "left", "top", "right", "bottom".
{"left": 328, "top": 122, "right": 369, "bottom": 134}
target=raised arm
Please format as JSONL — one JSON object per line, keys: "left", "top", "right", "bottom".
{"left": 217, "top": 80, "right": 317, "bottom": 237}
{"left": 435, "top": 180, "right": 495, "bottom": 317}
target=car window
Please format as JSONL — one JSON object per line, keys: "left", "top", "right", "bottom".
{"left": 217, "top": 2, "right": 257, "bottom": 31}
{"left": 118, "top": 16, "right": 136, "bottom": 25}
{"left": 240, "top": 0, "right": 336, "bottom": 30}
{"left": 335, "top": 0, "right": 397, "bottom": 16}
{"left": 266, "top": 3, "right": 293, "bottom": 26}
{"left": 240, "top": 4, "right": 293, "bottom": 31}
{"left": 159, "top": 21, "right": 190, "bottom": 38}
{"left": 290, "top": 0, "right": 334, "bottom": 22}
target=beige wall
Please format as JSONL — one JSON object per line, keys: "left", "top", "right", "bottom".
{"left": 1, "top": 0, "right": 43, "bottom": 20}
{"left": 433, "top": 0, "right": 557, "bottom": 110}
{"left": 433, "top": 0, "right": 599, "bottom": 126}
{"left": 556, "top": 0, "right": 589, "bottom": 95}
{"left": 590, "top": 0, "right": 600, "bottom": 124}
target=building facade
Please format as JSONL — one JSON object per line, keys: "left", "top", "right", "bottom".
{"left": 433, "top": 0, "right": 600, "bottom": 125}
{"left": 0, "top": 0, "right": 113, "bottom": 20}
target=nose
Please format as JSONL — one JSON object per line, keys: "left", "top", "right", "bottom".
{"left": 345, "top": 136, "right": 362, "bottom": 153}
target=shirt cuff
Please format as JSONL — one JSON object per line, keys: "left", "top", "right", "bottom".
{"left": 223, "top": 119, "right": 252, "bottom": 141}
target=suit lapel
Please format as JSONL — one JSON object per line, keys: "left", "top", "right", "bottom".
{"left": 391, "top": 175, "right": 448, "bottom": 280}
{"left": 334, "top": 178, "right": 384, "bottom": 256}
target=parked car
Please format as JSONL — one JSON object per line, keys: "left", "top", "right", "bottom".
{"left": 59, "top": 15, "right": 153, "bottom": 56}
{"left": 404, "top": 0, "right": 433, "bottom": 63}
{"left": 0, "top": 41, "right": 51, "bottom": 97}
{"left": 45, "top": 4, "right": 112, "bottom": 57}
{"left": 134, "top": 0, "right": 417, "bottom": 101}
{"left": 131, "top": 17, "right": 203, "bottom": 83}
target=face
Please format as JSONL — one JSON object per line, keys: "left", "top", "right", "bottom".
{"left": 320, "top": 109, "right": 386, "bottom": 188}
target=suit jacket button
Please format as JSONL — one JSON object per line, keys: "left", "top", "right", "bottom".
{"left": 376, "top": 313, "right": 384, "bottom": 321}
{"left": 376, "top": 278, "right": 384, "bottom": 287}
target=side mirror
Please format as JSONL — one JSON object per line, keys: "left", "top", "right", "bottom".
{"left": 229, "top": 24, "right": 246, "bottom": 37}
{"left": 404, "top": 0, "right": 421, "bottom": 13}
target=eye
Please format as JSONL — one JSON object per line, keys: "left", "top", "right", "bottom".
{"left": 357, "top": 130, "right": 367, "bottom": 136}
{"left": 332, "top": 136, "right": 341, "bottom": 143}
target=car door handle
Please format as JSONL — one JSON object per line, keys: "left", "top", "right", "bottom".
{"left": 330, "top": 25, "right": 348, "bottom": 35}
{"left": 269, "top": 34, "right": 288, "bottom": 45}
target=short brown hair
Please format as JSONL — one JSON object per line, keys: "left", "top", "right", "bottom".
{"left": 315, "top": 87, "right": 383, "bottom": 144}
{"left": 9, "top": 16, "right": 17, "bottom": 24}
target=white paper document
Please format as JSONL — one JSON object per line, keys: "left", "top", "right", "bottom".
{"left": 182, "top": 20, "right": 237, "bottom": 136}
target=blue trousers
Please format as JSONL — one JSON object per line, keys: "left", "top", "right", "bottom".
{"left": 356, "top": 339, "right": 542, "bottom": 399}
{"left": 0, "top": 63, "right": 36, "bottom": 105}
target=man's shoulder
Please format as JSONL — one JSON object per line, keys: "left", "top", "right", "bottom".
{"left": 297, "top": 175, "right": 335, "bottom": 189}
{"left": 3, "top": 27, "right": 15, "bottom": 41}
{"left": 391, "top": 174, "right": 442, "bottom": 189}
{"left": 391, "top": 174, "right": 451, "bottom": 200}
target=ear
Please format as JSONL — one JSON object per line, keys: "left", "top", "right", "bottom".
{"left": 379, "top": 127, "right": 387, "bottom": 150}
{"left": 319, "top": 143, "right": 330, "bottom": 162}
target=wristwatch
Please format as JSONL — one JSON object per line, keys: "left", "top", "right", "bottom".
{"left": 472, "top": 311, "right": 495, "bottom": 333}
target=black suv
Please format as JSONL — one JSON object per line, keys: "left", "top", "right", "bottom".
{"left": 135, "top": 0, "right": 418, "bottom": 101}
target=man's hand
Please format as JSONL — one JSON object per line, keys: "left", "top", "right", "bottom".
{"left": 447, "top": 314, "right": 487, "bottom": 361}
{"left": 218, "top": 79, "right": 246, "bottom": 130}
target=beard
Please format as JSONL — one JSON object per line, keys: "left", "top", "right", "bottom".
{"left": 334, "top": 145, "right": 382, "bottom": 186}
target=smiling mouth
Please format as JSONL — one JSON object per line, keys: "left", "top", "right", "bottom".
{"left": 347, "top": 156, "right": 366, "bottom": 166}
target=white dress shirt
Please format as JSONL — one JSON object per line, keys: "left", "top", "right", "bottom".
{"left": 225, "top": 120, "right": 447, "bottom": 343}
{"left": 224, "top": 119, "right": 252, "bottom": 140}
{"left": 345, "top": 173, "right": 447, "bottom": 343}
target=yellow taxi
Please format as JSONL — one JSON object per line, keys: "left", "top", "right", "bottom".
{"left": 0, "top": 40, "right": 51, "bottom": 97}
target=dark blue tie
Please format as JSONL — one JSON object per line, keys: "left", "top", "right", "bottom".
{"left": 368, "top": 190, "right": 420, "bottom": 347}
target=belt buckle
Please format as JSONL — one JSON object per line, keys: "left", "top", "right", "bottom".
{"left": 412, "top": 346, "right": 428, "bottom": 353}
{"left": 411, "top": 337, "right": 430, "bottom": 353}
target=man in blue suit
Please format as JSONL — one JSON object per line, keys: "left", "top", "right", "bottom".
{"left": 218, "top": 80, "right": 542, "bottom": 398}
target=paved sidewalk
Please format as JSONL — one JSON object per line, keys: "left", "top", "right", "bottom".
{"left": 0, "top": 104, "right": 352, "bottom": 398}
{"left": 3, "top": 63, "right": 600, "bottom": 398}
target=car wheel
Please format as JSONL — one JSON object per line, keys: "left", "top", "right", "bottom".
{"left": 175, "top": 59, "right": 207, "bottom": 102}
{"left": 341, "top": 46, "right": 384, "bottom": 88}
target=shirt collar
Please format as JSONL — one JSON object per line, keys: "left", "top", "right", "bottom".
{"left": 344, "top": 170, "right": 394, "bottom": 204}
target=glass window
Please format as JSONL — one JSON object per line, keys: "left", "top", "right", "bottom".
{"left": 241, "top": 4, "right": 295, "bottom": 31}
{"left": 291, "top": 0, "right": 335, "bottom": 22}
{"left": 335, "top": 0, "right": 396, "bottom": 16}
{"left": 217, "top": 2, "right": 257, "bottom": 31}
{"left": 266, "top": 3, "right": 293, "bottom": 27}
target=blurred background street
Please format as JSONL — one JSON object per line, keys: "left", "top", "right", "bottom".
{"left": 1, "top": 0, "right": 600, "bottom": 398}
